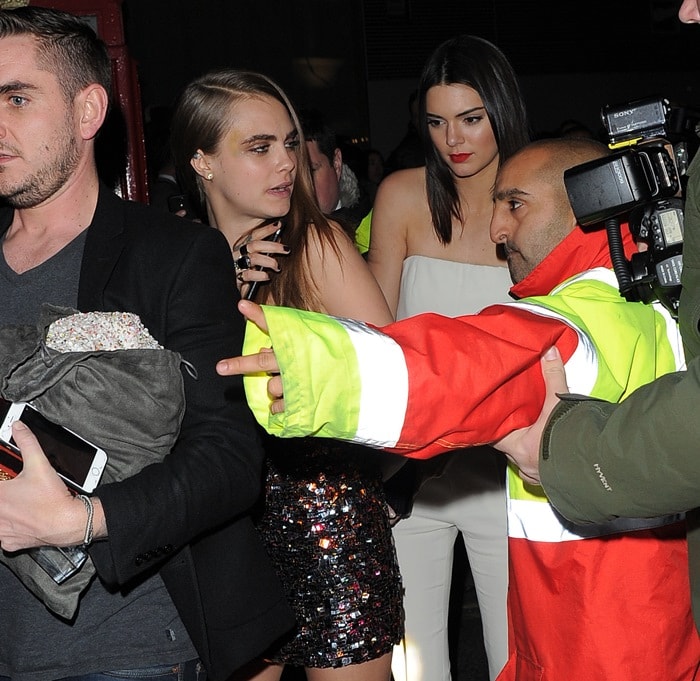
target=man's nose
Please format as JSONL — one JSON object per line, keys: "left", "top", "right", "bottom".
{"left": 489, "top": 210, "right": 510, "bottom": 244}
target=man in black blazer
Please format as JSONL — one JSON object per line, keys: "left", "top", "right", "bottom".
{"left": 0, "top": 7, "right": 293, "bottom": 681}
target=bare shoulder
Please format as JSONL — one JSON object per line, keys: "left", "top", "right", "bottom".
{"left": 305, "top": 218, "right": 357, "bottom": 263}
{"left": 305, "top": 220, "right": 392, "bottom": 323}
{"left": 376, "top": 166, "right": 426, "bottom": 206}
{"left": 373, "top": 167, "right": 428, "bottom": 235}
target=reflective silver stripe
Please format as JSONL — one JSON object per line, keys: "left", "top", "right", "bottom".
{"left": 337, "top": 316, "right": 409, "bottom": 448}
{"left": 507, "top": 495, "right": 684, "bottom": 542}
{"left": 506, "top": 300, "right": 599, "bottom": 395}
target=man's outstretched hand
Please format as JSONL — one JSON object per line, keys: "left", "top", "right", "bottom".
{"left": 492, "top": 346, "right": 568, "bottom": 485}
{"left": 216, "top": 300, "right": 285, "bottom": 413}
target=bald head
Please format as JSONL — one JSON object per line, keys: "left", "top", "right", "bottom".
{"left": 501, "top": 137, "right": 609, "bottom": 195}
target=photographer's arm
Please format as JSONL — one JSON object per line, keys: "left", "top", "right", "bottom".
{"left": 539, "top": 356, "right": 700, "bottom": 523}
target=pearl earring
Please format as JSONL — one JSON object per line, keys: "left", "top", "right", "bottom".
{"left": 206, "top": 172, "right": 213, "bottom": 180}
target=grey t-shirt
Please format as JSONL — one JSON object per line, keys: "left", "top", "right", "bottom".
{"left": 0, "top": 233, "right": 197, "bottom": 681}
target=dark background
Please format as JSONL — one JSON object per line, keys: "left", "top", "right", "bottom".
{"left": 120, "top": 0, "right": 700, "bottom": 161}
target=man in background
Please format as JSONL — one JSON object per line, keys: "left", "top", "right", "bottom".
{"left": 299, "top": 108, "right": 371, "bottom": 238}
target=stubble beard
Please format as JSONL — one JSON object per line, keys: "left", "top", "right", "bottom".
{"left": 0, "top": 123, "right": 81, "bottom": 210}
{"left": 505, "top": 247, "right": 528, "bottom": 284}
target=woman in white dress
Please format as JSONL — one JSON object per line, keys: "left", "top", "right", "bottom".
{"left": 367, "top": 35, "right": 531, "bottom": 681}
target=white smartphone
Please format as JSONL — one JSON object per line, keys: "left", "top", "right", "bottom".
{"left": 0, "top": 402, "right": 107, "bottom": 493}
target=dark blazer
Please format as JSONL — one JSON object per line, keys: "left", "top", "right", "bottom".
{"left": 0, "top": 187, "right": 294, "bottom": 680}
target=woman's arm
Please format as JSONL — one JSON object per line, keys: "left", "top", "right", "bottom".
{"left": 308, "top": 220, "right": 394, "bottom": 326}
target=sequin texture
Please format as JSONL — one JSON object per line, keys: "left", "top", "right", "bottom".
{"left": 257, "top": 438, "right": 404, "bottom": 668}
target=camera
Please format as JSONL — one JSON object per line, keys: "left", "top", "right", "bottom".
{"left": 564, "top": 96, "right": 699, "bottom": 318}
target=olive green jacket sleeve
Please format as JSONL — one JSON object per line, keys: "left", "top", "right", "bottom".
{"left": 541, "top": 148, "right": 700, "bottom": 522}
{"left": 540, "top": 356, "right": 700, "bottom": 523}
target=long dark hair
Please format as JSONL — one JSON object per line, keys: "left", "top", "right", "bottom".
{"left": 419, "top": 34, "right": 531, "bottom": 244}
{"left": 170, "top": 69, "right": 340, "bottom": 310}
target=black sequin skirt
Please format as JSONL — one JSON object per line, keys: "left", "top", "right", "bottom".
{"left": 256, "top": 439, "right": 404, "bottom": 669}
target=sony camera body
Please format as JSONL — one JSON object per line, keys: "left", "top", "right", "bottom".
{"left": 564, "top": 96, "right": 697, "bottom": 317}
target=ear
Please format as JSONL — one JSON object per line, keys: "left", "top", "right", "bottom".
{"left": 77, "top": 84, "right": 109, "bottom": 141}
{"left": 332, "top": 148, "right": 343, "bottom": 181}
{"left": 190, "top": 150, "right": 213, "bottom": 180}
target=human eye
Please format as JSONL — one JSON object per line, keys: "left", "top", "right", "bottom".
{"left": 464, "top": 113, "right": 485, "bottom": 125}
{"left": 426, "top": 117, "right": 443, "bottom": 128}
{"left": 250, "top": 144, "right": 270, "bottom": 155}
{"left": 285, "top": 137, "right": 300, "bottom": 150}
{"left": 508, "top": 199, "right": 523, "bottom": 211}
{"left": 9, "top": 95, "right": 27, "bottom": 107}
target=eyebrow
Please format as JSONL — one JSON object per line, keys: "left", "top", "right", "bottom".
{"left": 426, "top": 106, "right": 486, "bottom": 119}
{"left": 241, "top": 133, "right": 276, "bottom": 145}
{"left": 493, "top": 187, "right": 531, "bottom": 202}
{"left": 241, "top": 128, "right": 298, "bottom": 146}
{"left": 0, "top": 81, "right": 37, "bottom": 95}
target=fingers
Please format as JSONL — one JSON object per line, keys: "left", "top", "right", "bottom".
{"left": 11, "top": 421, "right": 45, "bottom": 463}
{"left": 231, "top": 222, "right": 289, "bottom": 286}
{"left": 233, "top": 248, "right": 286, "bottom": 288}
{"left": 517, "top": 468, "right": 543, "bottom": 486}
{"left": 0, "top": 422, "right": 86, "bottom": 551}
{"left": 270, "top": 397, "right": 286, "bottom": 415}
{"left": 241, "top": 254, "right": 281, "bottom": 278}
{"left": 490, "top": 346, "right": 569, "bottom": 484}
{"left": 238, "top": 300, "right": 269, "bottom": 331}
{"left": 10, "top": 421, "right": 62, "bottom": 482}
{"left": 216, "top": 350, "right": 280, "bottom": 377}
{"left": 252, "top": 221, "right": 285, "bottom": 241}
{"left": 541, "top": 346, "right": 569, "bottom": 401}
{"left": 267, "top": 374, "right": 284, "bottom": 400}
{"left": 217, "top": 301, "right": 273, "bottom": 374}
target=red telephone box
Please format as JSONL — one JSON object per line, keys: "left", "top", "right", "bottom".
{"left": 18, "top": 0, "right": 149, "bottom": 202}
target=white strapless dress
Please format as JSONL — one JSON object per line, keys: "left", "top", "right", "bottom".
{"left": 397, "top": 254, "right": 512, "bottom": 319}
{"left": 391, "top": 254, "right": 512, "bottom": 681}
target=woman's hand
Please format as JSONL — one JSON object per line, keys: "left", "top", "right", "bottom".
{"left": 216, "top": 300, "right": 286, "bottom": 413}
{"left": 232, "top": 221, "right": 289, "bottom": 296}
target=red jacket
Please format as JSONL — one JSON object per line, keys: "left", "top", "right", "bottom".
{"left": 245, "top": 224, "right": 699, "bottom": 679}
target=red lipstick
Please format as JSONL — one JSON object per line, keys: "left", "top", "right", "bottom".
{"left": 449, "top": 152, "right": 472, "bottom": 163}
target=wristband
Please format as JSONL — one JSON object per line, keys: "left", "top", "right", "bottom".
{"left": 76, "top": 494, "right": 94, "bottom": 547}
